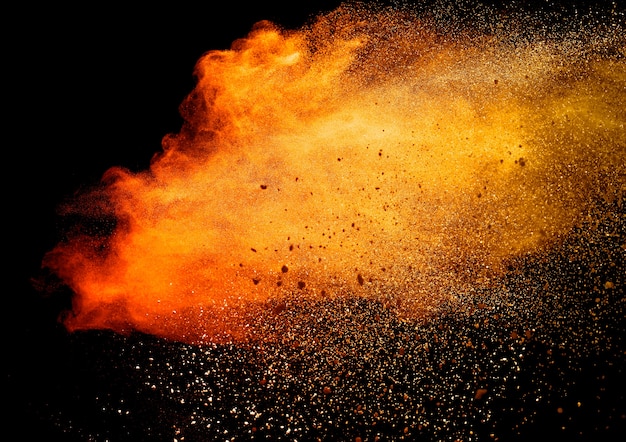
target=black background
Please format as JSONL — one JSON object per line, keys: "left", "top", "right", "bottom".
{"left": 10, "top": 1, "right": 623, "bottom": 440}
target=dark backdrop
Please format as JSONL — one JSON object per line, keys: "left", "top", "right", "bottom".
{"left": 10, "top": 1, "right": 622, "bottom": 440}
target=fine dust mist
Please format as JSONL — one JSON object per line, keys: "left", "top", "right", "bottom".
{"left": 43, "top": 2, "right": 625, "bottom": 343}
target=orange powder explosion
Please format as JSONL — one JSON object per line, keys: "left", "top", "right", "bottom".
{"left": 43, "top": 4, "right": 625, "bottom": 343}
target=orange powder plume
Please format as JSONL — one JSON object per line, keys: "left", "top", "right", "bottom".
{"left": 43, "top": 4, "right": 625, "bottom": 343}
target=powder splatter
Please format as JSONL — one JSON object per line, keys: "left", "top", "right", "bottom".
{"left": 42, "top": 1, "right": 625, "bottom": 344}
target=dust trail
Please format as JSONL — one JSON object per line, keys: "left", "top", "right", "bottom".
{"left": 43, "top": 2, "right": 625, "bottom": 343}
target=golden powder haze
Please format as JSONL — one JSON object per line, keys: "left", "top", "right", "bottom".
{"left": 43, "top": 2, "right": 625, "bottom": 343}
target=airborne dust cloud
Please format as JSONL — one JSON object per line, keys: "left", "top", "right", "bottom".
{"left": 43, "top": 1, "right": 624, "bottom": 345}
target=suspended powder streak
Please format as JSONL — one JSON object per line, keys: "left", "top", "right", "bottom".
{"left": 42, "top": 2, "right": 625, "bottom": 343}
